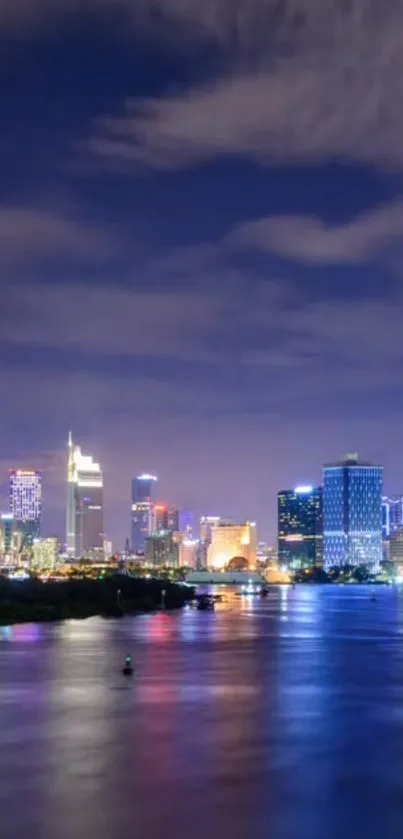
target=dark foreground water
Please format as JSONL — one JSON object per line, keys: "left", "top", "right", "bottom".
{"left": 1, "top": 585, "right": 403, "bottom": 839}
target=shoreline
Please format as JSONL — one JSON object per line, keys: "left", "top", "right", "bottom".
{"left": 0, "top": 575, "right": 194, "bottom": 628}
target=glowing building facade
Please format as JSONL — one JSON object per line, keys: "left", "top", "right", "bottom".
{"left": 0, "top": 513, "right": 22, "bottom": 562}
{"left": 323, "top": 454, "right": 383, "bottom": 568}
{"left": 9, "top": 470, "right": 42, "bottom": 547}
{"left": 32, "top": 537, "right": 59, "bottom": 571}
{"left": 179, "top": 538, "right": 199, "bottom": 569}
{"left": 199, "top": 515, "right": 220, "bottom": 568}
{"left": 277, "top": 486, "right": 323, "bottom": 569}
{"left": 131, "top": 474, "right": 157, "bottom": 553}
{"left": 382, "top": 495, "right": 403, "bottom": 539}
{"left": 66, "top": 433, "right": 104, "bottom": 559}
{"left": 207, "top": 522, "right": 257, "bottom": 570}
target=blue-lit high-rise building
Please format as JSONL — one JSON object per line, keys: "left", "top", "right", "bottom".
{"left": 323, "top": 454, "right": 383, "bottom": 569}
{"left": 277, "top": 486, "right": 323, "bottom": 569}
{"left": 131, "top": 474, "right": 157, "bottom": 553}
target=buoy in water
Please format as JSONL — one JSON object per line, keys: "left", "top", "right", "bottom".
{"left": 122, "top": 655, "right": 133, "bottom": 676}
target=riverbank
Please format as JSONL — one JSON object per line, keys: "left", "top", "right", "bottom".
{"left": 0, "top": 575, "right": 195, "bottom": 625}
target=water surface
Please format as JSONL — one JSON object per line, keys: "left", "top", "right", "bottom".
{"left": 1, "top": 585, "right": 403, "bottom": 839}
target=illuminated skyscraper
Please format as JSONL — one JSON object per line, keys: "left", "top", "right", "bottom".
{"left": 0, "top": 513, "right": 14, "bottom": 556}
{"left": 200, "top": 515, "right": 220, "bottom": 544}
{"left": 179, "top": 538, "right": 199, "bottom": 568}
{"left": 168, "top": 506, "right": 180, "bottom": 533}
{"left": 323, "top": 454, "right": 383, "bottom": 568}
{"left": 389, "top": 496, "right": 403, "bottom": 532}
{"left": 131, "top": 474, "right": 157, "bottom": 553}
{"left": 66, "top": 432, "right": 104, "bottom": 558}
{"left": 277, "top": 486, "right": 323, "bottom": 569}
{"left": 0, "top": 513, "right": 19, "bottom": 560}
{"left": 146, "top": 530, "right": 178, "bottom": 567}
{"left": 382, "top": 496, "right": 391, "bottom": 539}
{"left": 199, "top": 515, "right": 221, "bottom": 568}
{"left": 9, "top": 470, "right": 42, "bottom": 547}
{"left": 154, "top": 503, "right": 169, "bottom": 532}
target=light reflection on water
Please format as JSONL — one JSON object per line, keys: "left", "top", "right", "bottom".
{"left": 1, "top": 586, "right": 403, "bottom": 839}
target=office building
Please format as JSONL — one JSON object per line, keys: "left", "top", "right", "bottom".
{"left": 146, "top": 531, "right": 178, "bottom": 567}
{"left": 179, "top": 509, "right": 193, "bottom": 536}
{"left": 154, "top": 503, "right": 169, "bottom": 532}
{"left": 131, "top": 474, "right": 157, "bottom": 553}
{"left": 32, "top": 537, "right": 59, "bottom": 571}
{"left": 0, "top": 514, "right": 14, "bottom": 558}
{"left": 382, "top": 497, "right": 391, "bottom": 539}
{"left": 9, "top": 470, "right": 42, "bottom": 547}
{"left": 389, "top": 496, "right": 403, "bottom": 532}
{"left": 277, "top": 486, "right": 323, "bottom": 569}
{"left": 207, "top": 522, "right": 257, "bottom": 570}
{"left": 179, "top": 538, "right": 199, "bottom": 569}
{"left": 0, "top": 513, "right": 23, "bottom": 562}
{"left": 200, "top": 515, "right": 221, "bottom": 544}
{"left": 200, "top": 515, "right": 220, "bottom": 568}
{"left": 257, "top": 544, "right": 278, "bottom": 566}
{"left": 167, "top": 506, "right": 180, "bottom": 533}
{"left": 132, "top": 474, "right": 157, "bottom": 504}
{"left": 103, "top": 540, "right": 112, "bottom": 559}
{"left": 323, "top": 454, "right": 383, "bottom": 568}
{"left": 389, "top": 529, "right": 403, "bottom": 569}
{"left": 66, "top": 432, "right": 104, "bottom": 559}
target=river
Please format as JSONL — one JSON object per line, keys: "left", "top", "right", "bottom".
{"left": 1, "top": 584, "right": 403, "bottom": 839}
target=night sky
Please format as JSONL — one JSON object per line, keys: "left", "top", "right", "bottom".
{"left": 2, "top": 1, "right": 403, "bottom": 548}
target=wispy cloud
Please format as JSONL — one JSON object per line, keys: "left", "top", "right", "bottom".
{"left": 3, "top": 2, "right": 403, "bottom": 171}
{"left": 87, "top": 1, "right": 403, "bottom": 171}
{"left": 0, "top": 281, "right": 221, "bottom": 361}
{"left": 226, "top": 201, "right": 403, "bottom": 264}
{"left": 0, "top": 206, "right": 118, "bottom": 266}
{"left": 2, "top": 262, "right": 402, "bottom": 375}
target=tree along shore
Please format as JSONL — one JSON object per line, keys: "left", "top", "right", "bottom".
{"left": 0, "top": 575, "right": 195, "bottom": 625}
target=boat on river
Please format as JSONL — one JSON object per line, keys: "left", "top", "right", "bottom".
{"left": 196, "top": 593, "right": 215, "bottom": 611}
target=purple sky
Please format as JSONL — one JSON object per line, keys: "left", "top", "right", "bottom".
{"left": 1, "top": 1, "right": 403, "bottom": 548}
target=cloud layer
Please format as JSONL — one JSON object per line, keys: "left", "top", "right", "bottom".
{"left": 87, "top": 0, "right": 403, "bottom": 171}
{"left": 3, "top": 1, "right": 403, "bottom": 171}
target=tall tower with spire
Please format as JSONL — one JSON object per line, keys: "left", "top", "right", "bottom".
{"left": 66, "top": 431, "right": 76, "bottom": 557}
{"left": 66, "top": 432, "right": 104, "bottom": 558}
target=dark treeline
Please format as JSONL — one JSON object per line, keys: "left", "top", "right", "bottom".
{"left": 292, "top": 564, "right": 389, "bottom": 584}
{"left": 0, "top": 575, "right": 195, "bottom": 625}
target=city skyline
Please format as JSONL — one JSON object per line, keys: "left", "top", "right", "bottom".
{"left": 0, "top": 440, "right": 401, "bottom": 551}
